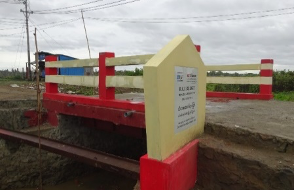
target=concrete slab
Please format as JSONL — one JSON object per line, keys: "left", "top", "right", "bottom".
{"left": 206, "top": 98, "right": 294, "bottom": 141}
{"left": 116, "top": 93, "right": 294, "bottom": 142}
{"left": 115, "top": 93, "right": 145, "bottom": 102}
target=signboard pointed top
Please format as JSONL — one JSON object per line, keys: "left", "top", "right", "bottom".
{"left": 144, "top": 35, "right": 206, "bottom": 160}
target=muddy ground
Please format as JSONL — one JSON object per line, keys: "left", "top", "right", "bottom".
{"left": 0, "top": 81, "right": 41, "bottom": 100}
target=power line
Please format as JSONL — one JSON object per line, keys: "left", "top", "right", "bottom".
{"left": 86, "top": 11, "right": 294, "bottom": 23}
{"left": 33, "top": 0, "right": 140, "bottom": 14}
{"left": 34, "top": 18, "right": 81, "bottom": 27}
{"left": 84, "top": 6, "right": 294, "bottom": 21}
{"left": 1, "top": 18, "right": 81, "bottom": 29}
{"left": 0, "top": 17, "right": 81, "bottom": 37}
{"left": 0, "top": 0, "right": 22, "bottom": 4}
{"left": 0, "top": 17, "right": 24, "bottom": 21}
{"left": 0, "top": 21, "right": 24, "bottom": 25}
{"left": 33, "top": 0, "right": 103, "bottom": 13}
{"left": 13, "top": 21, "right": 25, "bottom": 67}
{"left": 82, "top": 0, "right": 140, "bottom": 13}
{"left": 41, "top": 29, "right": 72, "bottom": 55}
{"left": 38, "top": 18, "right": 81, "bottom": 30}
{"left": 0, "top": 31, "right": 24, "bottom": 37}
{"left": 0, "top": 25, "right": 25, "bottom": 30}
{"left": 18, "top": 30, "right": 25, "bottom": 67}
{"left": 1, "top": 7, "right": 293, "bottom": 37}
{"left": 29, "top": 18, "right": 72, "bottom": 55}
{"left": 29, "top": 20, "right": 56, "bottom": 51}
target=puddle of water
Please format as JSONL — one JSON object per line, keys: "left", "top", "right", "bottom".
{"left": 19, "top": 171, "right": 136, "bottom": 190}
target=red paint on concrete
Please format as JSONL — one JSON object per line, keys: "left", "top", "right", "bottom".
{"left": 140, "top": 139, "right": 199, "bottom": 190}
{"left": 261, "top": 59, "right": 274, "bottom": 64}
{"left": 47, "top": 110, "right": 58, "bottom": 127}
{"left": 43, "top": 99, "right": 145, "bottom": 128}
{"left": 44, "top": 55, "right": 59, "bottom": 126}
{"left": 259, "top": 84, "right": 273, "bottom": 95}
{"left": 43, "top": 93, "right": 145, "bottom": 112}
{"left": 260, "top": 59, "right": 274, "bottom": 98}
{"left": 206, "top": 91, "right": 273, "bottom": 100}
{"left": 207, "top": 98, "right": 232, "bottom": 103}
{"left": 45, "top": 55, "right": 58, "bottom": 93}
{"left": 24, "top": 110, "right": 48, "bottom": 127}
{"left": 81, "top": 118, "right": 145, "bottom": 138}
{"left": 260, "top": 70, "right": 273, "bottom": 77}
{"left": 195, "top": 45, "right": 201, "bottom": 53}
{"left": 99, "top": 52, "right": 115, "bottom": 100}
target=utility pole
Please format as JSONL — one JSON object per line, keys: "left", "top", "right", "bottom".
{"left": 81, "top": 10, "right": 93, "bottom": 76}
{"left": 20, "top": 0, "right": 33, "bottom": 80}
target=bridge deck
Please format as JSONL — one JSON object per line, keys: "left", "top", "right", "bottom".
{"left": 115, "top": 93, "right": 294, "bottom": 141}
{"left": 44, "top": 92, "right": 294, "bottom": 143}
{"left": 206, "top": 98, "right": 294, "bottom": 141}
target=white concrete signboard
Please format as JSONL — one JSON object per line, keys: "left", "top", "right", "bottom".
{"left": 174, "top": 66, "right": 198, "bottom": 133}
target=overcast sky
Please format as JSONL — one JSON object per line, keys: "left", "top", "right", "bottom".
{"left": 0, "top": 0, "right": 293, "bottom": 71}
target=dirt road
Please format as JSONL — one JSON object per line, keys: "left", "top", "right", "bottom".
{"left": 0, "top": 81, "right": 41, "bottom": 100}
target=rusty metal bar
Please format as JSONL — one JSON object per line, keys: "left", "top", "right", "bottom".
{"left": 0, "top": 128, "right": 140, "bottom": 179}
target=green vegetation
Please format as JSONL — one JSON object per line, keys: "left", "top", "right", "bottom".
{"left": 59, "top": 84, "right": 97, "bottom": 96}
{"left": 206, "top": 84, "right": 259, "bottom": 93}
{"left": 274, "top": 92, "right": 294, "bottom": 102}
{"left": 116, "top": 68, "right": 143, "bottom": 76}
{"left": 0, "top": 75, "right": 24, "bottom": 81}
{"left": 0, "top": 78, "right": 29, "bottom": 86}
{"left": 114, "top": 69, "right": 294, "bottom": 102}
{"left": 273, "top": 70, "right": 294, "bottom": 92}
{"left": 1, "top": 69, "right": 293, "bottom": 101}
{"left": 206, "top": 70, "right": 294, "bottom": 101}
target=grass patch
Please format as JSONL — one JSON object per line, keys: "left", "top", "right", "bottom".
{"left": 274, "top": 91, "right": 294, "bottom": 102}
{"left": 206, "top": 83, "right": 259, "bottom": 93}
{"left": 59, "top": 84, "right": 97, "bottom": 96}
{"left": 0, "top": 78, "right": 31, "bottom": 86}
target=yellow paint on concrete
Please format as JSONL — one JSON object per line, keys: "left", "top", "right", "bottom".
{"left": 260, "top": 64, "right": 273, "bottom": 70}
{"left": 45, "top": 58, "right": 98, "bottom": 68}
{"left": 206, "top": 64, "right": 260, "bottom": 71}
{"left": 46, "top": 75, "right": 98, "bottom": 87}
{"left": 144, "top": 35, "right": 206, "bottom": 161}
{"left": 106, "top": 76, "right": 144, "bottom": 88}
{"left": 106, "top": 54, "right": 154, "bottom": 66}
{"left": 207, "top": 76, "right": 272, "bottom": 85}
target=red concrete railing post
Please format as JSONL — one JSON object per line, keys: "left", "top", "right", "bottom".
{"left": 45, "top": 55, "right": 58, "bottom": 93}
{"left": 99, "top": 52, "right": 115, "bottom": 99}
{"left": 44, "top": 55, "right": 59, "bottom": 126}
{"left": 260, "top": 59, "right": 274, "bottom": 96}
{"left": 195, "top": 45, "right": 201, "bottom": 53}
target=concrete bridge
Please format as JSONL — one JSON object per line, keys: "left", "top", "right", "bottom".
{"left": 0, "top": 35, "right": 293, "bottom": 190}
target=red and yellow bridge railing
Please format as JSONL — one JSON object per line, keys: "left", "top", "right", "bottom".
{"left": 44, "top": 35, "right": 206, "bottom": 190}
{"left": 206, "top": 59, "right": 274, "bottom": 100}
{"left": 43, "top": 34, "right": 273, "bottom": 190}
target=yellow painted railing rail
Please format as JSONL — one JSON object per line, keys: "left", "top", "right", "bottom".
{"left": 106, "top": 54, "right": 154, "bottom": 66}
{"left": 46, "top": 75, "right": 98, "bottom": 87}
{"left": 106, "top": 76, "right": 144, "bottom": 88}
{"left": 207, "top": 76, "right": 272, "bottom": 85}
{"left": 45, "top": 58, "right": 98, "bottom": 68}
{"left": 206, "top": 64, "right": 260, "bottom": 71}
